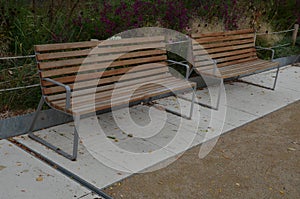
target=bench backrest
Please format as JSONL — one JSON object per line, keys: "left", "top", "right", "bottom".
{"left": 34, "top": 36, "right": 168, "bottom": 97}
{"left": 191, "top": 29, "right": 257, "bottom": 71}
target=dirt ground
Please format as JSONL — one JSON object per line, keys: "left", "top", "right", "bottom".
{"left": 104, "top": 101, "right": 300, "bottom": 199}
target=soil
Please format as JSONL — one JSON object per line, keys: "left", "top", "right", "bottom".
{"left": 0, "top": 109, "right": 35, "bottom": 119}
{"left": 104, "top": 101, "right": 300, "bottom": 199}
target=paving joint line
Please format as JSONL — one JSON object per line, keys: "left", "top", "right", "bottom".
{"left": 7, "top": 138, "right": 113, "bottom": 199}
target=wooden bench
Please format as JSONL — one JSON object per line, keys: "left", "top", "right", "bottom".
{"left": 190, "top": 29, "right": 280, "bottom": 109}
{"left": 28, "top": 36, "right": 196, "bottom": 160}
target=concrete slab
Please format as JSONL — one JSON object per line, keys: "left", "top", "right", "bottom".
{"left": 0, "top": 140, "right": 98, "bottom": 199}
{"left": 14, "top": 131, "right": 131, "bottom": 189}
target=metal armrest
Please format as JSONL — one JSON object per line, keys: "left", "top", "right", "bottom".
{"left": 167, "top": 60, "right": 190, "bottom": 79}
{"left": 255, "top": 46, "right": 275, "bottom": 61}
{"left": 43, "top": 78, "right": 71, "bottom": 109}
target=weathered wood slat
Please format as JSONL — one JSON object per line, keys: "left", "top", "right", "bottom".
{"left": 193, "top": 38, "right": 254, "bottom": 50}
{"left": 38, "top": 43, "right": 166, "bottom": 70}
{"left": 194, "top": 43, "right": 254, "bottom": 55}
{"left": 197, "top": 59, "right": 278, "bottom": 78}
{"left": 192, "top": 29, "right": 253, "bottom": 38}
{"left": 53, "top": 77, "right": 185, "bottom": 108}
{"left": 37, "top": 48, "right": 166, "bottom": 61}
{"left": 215, "top": 57, "right": 258, "bottom": 68}
{"left": 215, "top": 52, "right": 257, "bottom": 65}
{"left": 221, "top": 62, "right": 278, "bottom": 78}
{"left": 194, "top": 33, "right": 254, "bottom": 44}
{"left": 46, "top": 73, "right": 173, "bottom": 102}
{"left": 42, "top": 62, "right": 167, "bottom": 86}
{"left": 40, "top": 55, "right": 167, "bottom": 78}
{"left": 35, "top": 41, "right": 100, "bottom": 52}
{"left": 42, "top": 66, "right": 169, "bottom": 95}
{"left": 69, "top": 82, "right": 194, "bottom": 115}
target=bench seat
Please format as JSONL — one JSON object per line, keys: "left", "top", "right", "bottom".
{"left": 198, "top": 59, "right": 279, "bottom": 79}
{"left": 47, "top": 74, "right": 194, "bottom": 115}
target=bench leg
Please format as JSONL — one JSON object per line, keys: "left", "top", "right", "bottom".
{"left": 178, "top": 81, "right": 222, "bottom": 111}
{"left": 236, "top": 66, "right": 280, "bottom": 91}
{"left": 151, "top": 86, "right": 196, "bottom": 120}
{"left": 28, "top": 97, "right": 80, "bottom": 161}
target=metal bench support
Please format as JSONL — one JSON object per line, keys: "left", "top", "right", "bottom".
{"left": 236, "top": 65, "right": 280, "bottom": 91}
{"left": 28, "top": 97, "right": 80, "bottom": 161}
{"left": 178, "top": 80, "right": 222, "bottom": 111}
{"left": 152, "top": 85, "right": 196, "bottom": 120}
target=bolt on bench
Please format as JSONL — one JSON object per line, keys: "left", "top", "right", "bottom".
{"left": 190, "top": 29, "right": 280, "bottom": 109}
{"left": 28, "top": 36, "right": 196, "bottom": 160}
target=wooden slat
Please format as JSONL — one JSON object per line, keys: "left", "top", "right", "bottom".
{"left": 194, "top": 43, "right": 254, "bottom": 56}
{"left": 37, "top": 48, "right": 166, "bottom": 62}
{"left": 215, "top": 52, "right": 257, "bottom": 65}
{"left": 196, "top": 60, "right": 278, "bottom": 78}
{"left": 70, "top": 81, "right": 195, "bottom": 114}
{"left": 221, "top": 62, "right": 278, "bottom": 78}
{"left": 37, "top": 49, "right": 92, "bottom": 61}
{"left": 95, "top": 42, "right": 165, "bottom": 55}
{"left": 218, "top": 59, "right": 266, "bottom": 71}
{"left": 215, "top": 57, "right": 258, "bottom": 68}
{"left": 194, "top": 33, "right": 254, "bottom": 44}
{"left": 209, "top": 48, "right": 256, "bottom": 60}
{"left": 193, "top": 38, "right": 254, "bottom": 50}
{"left": 53, "top": 77, "right": 184, "bottom": 107}
{"left": 42, "top": 66, "right": 169, "bottom": 95}
{"left": 35, "top": 41, "right": 100, "bottom": 52}
{"left": 38, "top": 42, "right": 166, "bottom": 70}
{"left": 40, "top": 55, "right": 167, "bottom": 78}
{"left": 49, "top": 79, "right": 194, "bottom": 114}
{"left": 42, "top": 62, "right": 166, "bottom": 86}
{"left": 46, "top": 73, "right": 173, "bottom": 102}
{"left": 192, "top": 29, "right": 254, "bottom": 38}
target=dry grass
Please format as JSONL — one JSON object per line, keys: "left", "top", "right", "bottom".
{"left": 256, "top": 22, "right": 283, "bottom": 47}
{"left": 0, "top": 108, "right": 35, "bottom": 119}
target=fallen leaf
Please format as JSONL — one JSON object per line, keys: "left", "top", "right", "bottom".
{"left": 107, "top": 136, "right": 116, "bottom": 140}
{"left": 279, "top": 190, "right": 284, "bottom": 195}
{"left": 287, "top": 147, "right": 296, "bottom": 151}
{"left": 36, "top": 175, "right": 43, "bottom": 182}
{"left": 235, "top": 183, "right": 240, "bottom": 187}
{"left": 0, "top": 165, "right": 6, "bottom": 171}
